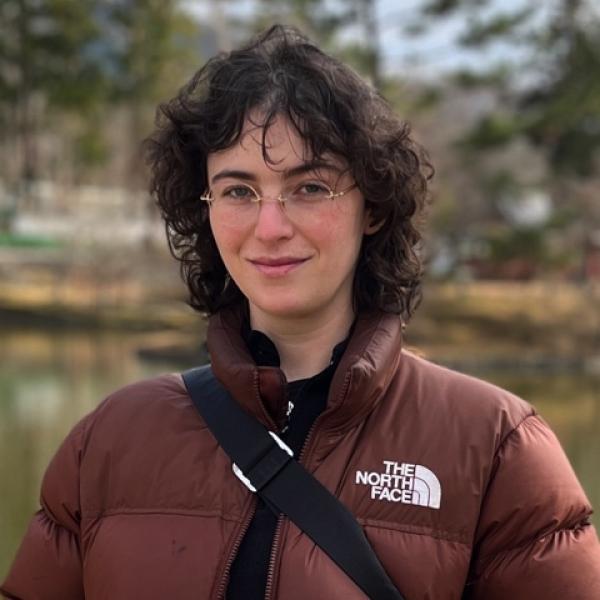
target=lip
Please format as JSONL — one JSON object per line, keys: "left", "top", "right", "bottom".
{"left": 248, "top": 256, "right": 310, "bottom": 277}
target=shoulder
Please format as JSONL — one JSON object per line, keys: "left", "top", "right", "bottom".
{"left": 102, "top": 371, "right": 187, "bottom": 404}
{"left": 71, "top": 372, "right": 195, "bottom": 457}
{"left": 395, "top": 350, "right": 593, "bottom": 527}
{"left": 75, "top": 373, "right": 210, "bottom": 514}
{"left": 37, "top": 372, "right": 192, "bottom": 518}
{"left": 91, "top": 372, "right": 189, "bottom": 421}
{"left": 396, "top": 349, "right": 535, "bottom": 439}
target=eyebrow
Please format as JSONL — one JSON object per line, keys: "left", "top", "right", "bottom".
{"left": 210, "top": 160, "right": 342, "bottom": 184}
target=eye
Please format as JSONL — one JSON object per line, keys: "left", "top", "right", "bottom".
{"left": 297, "top": 182, "right": 330, "bottom": 196}
{"left": 223, "top": 185, "right": 256, "bottom": 201}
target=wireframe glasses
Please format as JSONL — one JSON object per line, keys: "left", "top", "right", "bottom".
{"left": 200, "top": 180, "right": 358, "bottom": 224}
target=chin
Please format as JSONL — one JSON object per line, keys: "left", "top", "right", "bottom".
{"left": 250, "top": 295, "right": 318, "bottom": 320}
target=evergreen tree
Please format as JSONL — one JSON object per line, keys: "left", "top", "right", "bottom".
{"left": 0, "top": 0, "right": 106, "bottom": 184}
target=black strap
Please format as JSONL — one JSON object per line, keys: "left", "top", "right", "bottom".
{"left": 182, "top": 365, "right": 405, "bottom": 600}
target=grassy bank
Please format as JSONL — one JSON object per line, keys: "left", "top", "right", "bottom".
{"left": 405, "top": 281, "right": 600, "bottom": 371}
{"left": 0, "top": 247, "right": 598, "bottom": 370}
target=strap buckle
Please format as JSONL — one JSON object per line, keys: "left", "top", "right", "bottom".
{"left": 232, "top": 431, "right": 293, "bottom": 493}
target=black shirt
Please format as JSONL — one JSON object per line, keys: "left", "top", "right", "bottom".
{"left": 225, "top": 325, "right": 349, "bottom": 599}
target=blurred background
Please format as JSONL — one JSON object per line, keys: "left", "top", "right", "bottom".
{"left": 1, "top": 0, "right": 599, "bottom": 579}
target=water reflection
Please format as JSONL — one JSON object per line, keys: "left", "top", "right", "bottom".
{"left": 1, "top": 328, "right": 598, "bottom": 580}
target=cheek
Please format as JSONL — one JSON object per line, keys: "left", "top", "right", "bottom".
{"left": 333, "top": 209, "right": 367, "bottom": 248}
{"left": 210, "top": 217, "right": 242, "bottom": 258}
{"left": 313, "top": 218, "right": 365, "bottom": 272}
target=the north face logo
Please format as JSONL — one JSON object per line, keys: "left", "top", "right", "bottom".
{"left": 355, "top": 460, "right": 441, "bottom": 509}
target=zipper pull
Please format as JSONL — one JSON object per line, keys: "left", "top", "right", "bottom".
{"left": 286, "top": 400, "right": 295, "bottom": 418}
{"left": 281, "top": 400, "right": 295, "bottom": 434}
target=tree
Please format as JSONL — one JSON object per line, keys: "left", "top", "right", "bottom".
{"left": 411, "top": 0, "right": 600, "bottom": 278}
{"left": 0, "top": 0, "right": 205, "bottom": 191}
{"left": 99, "top": 0, "right": 201, "bottom": 188}
{"left": 0, "top": 0, "right": 106, "bottom": 187}
{"left": 240, "top": 0, "right": 383, "bottom": 85}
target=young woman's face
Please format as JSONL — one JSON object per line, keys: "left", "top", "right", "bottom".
{"left": 206, "top": 114, "right": 374, "bottom": 324}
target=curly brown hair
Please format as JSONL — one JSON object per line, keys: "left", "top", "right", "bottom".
{"left": 145, "top": 24, "right": 433, "bottom": 322}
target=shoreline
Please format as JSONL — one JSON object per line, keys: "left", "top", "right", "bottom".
{"left": 1, "top": 280, "right": 599, "bottom": 375}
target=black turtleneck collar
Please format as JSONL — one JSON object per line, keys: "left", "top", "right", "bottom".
{"left": 240, "top": 315, "right": 353, "bottom": 375}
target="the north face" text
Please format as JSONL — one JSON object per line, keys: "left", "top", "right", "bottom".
{"left": 355, "top": 460, "right": 441, "bottom": 509}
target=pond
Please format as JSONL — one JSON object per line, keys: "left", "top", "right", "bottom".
{"left": 1, "top": 327, "right": 598, "bottom": 580}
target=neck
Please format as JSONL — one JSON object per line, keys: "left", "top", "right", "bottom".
{"left": 249, "top": 303, "right": 354, "bottom": 382}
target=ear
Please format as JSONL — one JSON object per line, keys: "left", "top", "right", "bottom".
{"left": 363, "top": 209, "right": 384, "bottom": 235}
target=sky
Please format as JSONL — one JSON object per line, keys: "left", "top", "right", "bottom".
{"left": 367, "top": 0, "right": 556, "bottom": 78}
{"left": 183, "top": 0, "right": 561, "bottom": 79}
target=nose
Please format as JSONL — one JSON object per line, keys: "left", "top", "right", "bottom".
{"left": 253, "top": 198, "right": 294, "bottom": 242}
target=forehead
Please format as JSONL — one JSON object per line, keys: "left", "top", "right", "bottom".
{"left": 206, "top": 113, "right": 344, "bottom": 174}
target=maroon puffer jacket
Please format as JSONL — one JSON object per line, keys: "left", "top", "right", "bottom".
{"left": 2, "top": 308, "right": 600, "bottom": 599}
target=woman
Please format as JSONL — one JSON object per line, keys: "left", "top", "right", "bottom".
{"left": 2, "top": 24, "right": 599, "bottom": 600}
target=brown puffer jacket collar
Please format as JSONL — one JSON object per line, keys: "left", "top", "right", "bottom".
{"left": 208, "top": 305, "right": 403, "bottom": 433}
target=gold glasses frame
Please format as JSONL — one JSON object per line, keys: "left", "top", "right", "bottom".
{"left": 199, "top": 181, "right": 358, "bottom": 209}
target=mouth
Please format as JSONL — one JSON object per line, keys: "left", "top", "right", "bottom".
{"left": 248, "top": 256, "right": 310, "bottom": 277}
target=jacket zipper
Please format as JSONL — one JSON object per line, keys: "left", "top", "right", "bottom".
{"left": 263, "top": 416, "right": 322, "bottom": 600}
{"left": 263, "top": 370, "right": 352, "bottom": 599}
{"left": 264, "top": 377, "right": 296, "bottom": 600}
{"left": 217, "top": 368, "right": 290, "bottom": 599}
{"left": 263, "top": 512, "right": 284, "bottom": 600}
{"left": 215, "top": 496, "right": 257, "bottom": 600}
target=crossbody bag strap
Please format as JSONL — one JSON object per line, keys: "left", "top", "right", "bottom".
{"left": 182, "top": 365, "right": 405, "bottom": 600}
